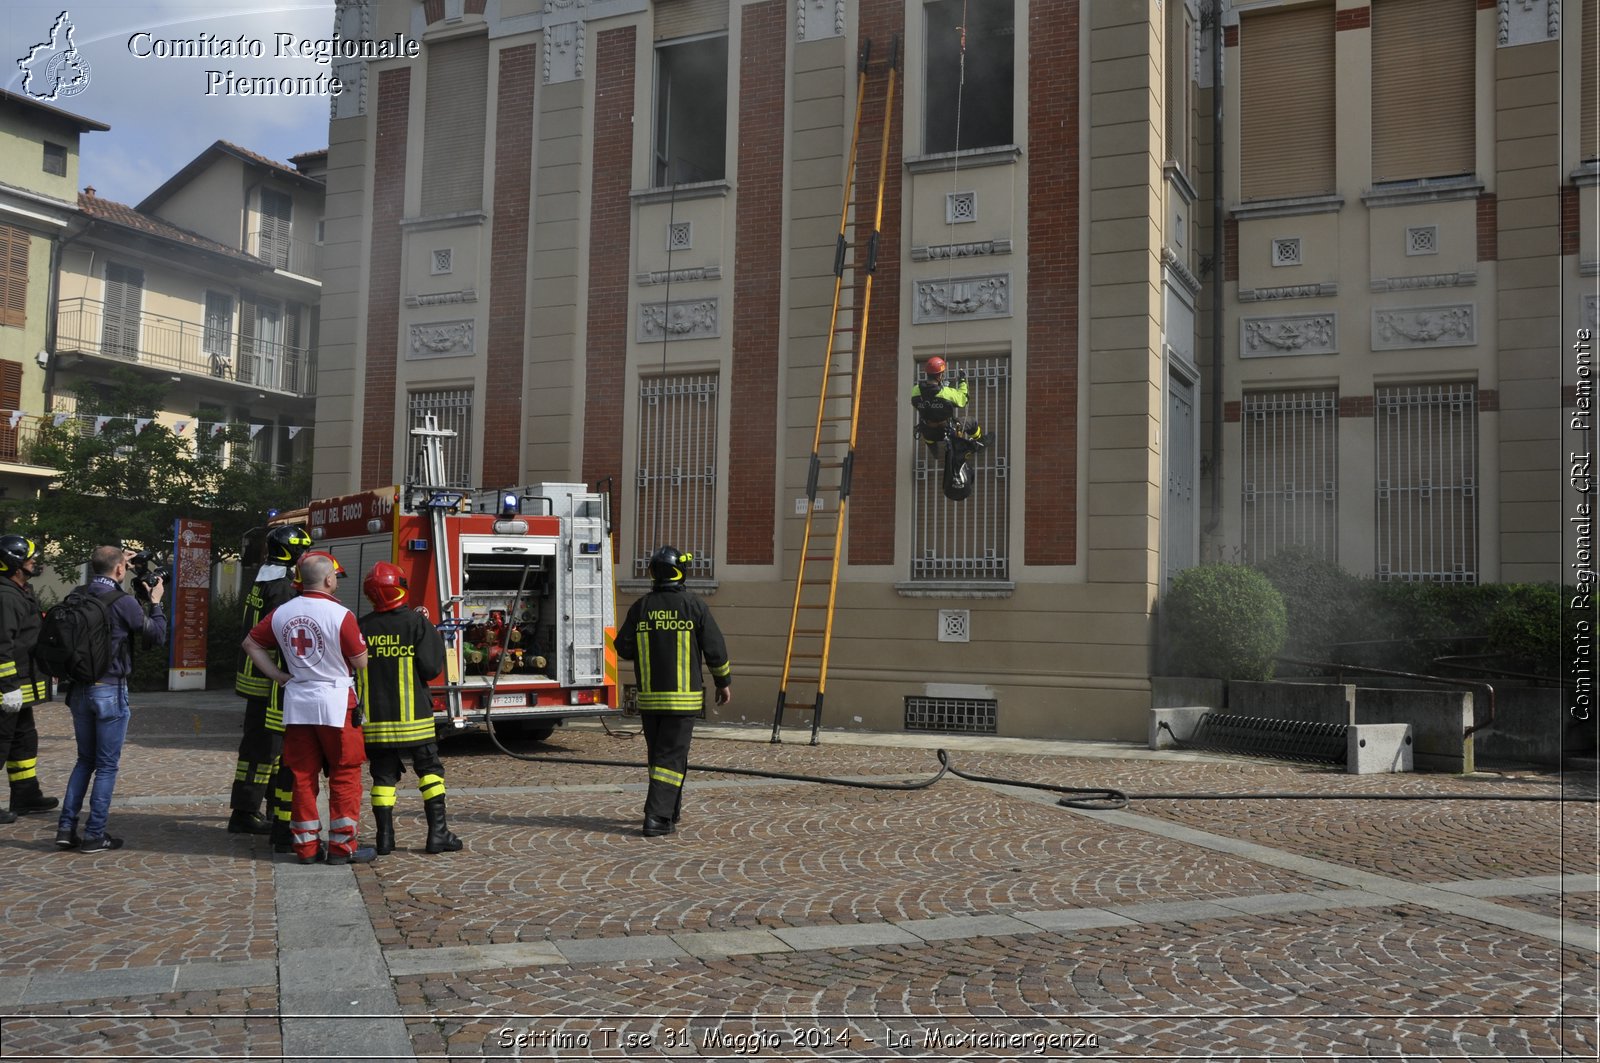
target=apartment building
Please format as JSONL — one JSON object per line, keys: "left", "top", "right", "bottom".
{"left": 314, "top": 0, "right": 1581, "bottom": 741}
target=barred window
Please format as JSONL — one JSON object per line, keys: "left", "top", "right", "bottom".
{"left": 911, "top": 355, "right": 1010, "bottom": 581}
{"left": 1375, "top": 382, "right": 1478, "bottom": 583}
{"left": 634, "top": 373, "right": 718, "bottom": 579}
{"left": 407, "top": 388, "right": 474, "bottom": 489}
{"left": 1242, "top": 389, "right": 1339, "bottom": 564}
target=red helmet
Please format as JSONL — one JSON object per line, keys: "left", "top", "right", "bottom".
{"left": 924, "top": 356, "right": 947, "bottom": 377}
{"left": 363, "top": 561, "right": 408, "bottom": 612}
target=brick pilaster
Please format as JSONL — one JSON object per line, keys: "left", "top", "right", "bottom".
{"left": 361, "top": 67, "right": 410, "bottom": 489}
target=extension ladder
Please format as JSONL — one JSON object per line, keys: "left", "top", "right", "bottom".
{"left": 771, "top": 37, "right": 898, "bottom": 745}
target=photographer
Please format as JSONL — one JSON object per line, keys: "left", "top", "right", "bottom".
{"left": 54, "top": 545, "right": 167, "bottom": 853}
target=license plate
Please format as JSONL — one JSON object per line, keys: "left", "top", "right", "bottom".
{"left": 489, "top": 693, "right": 527, "bottom": 708}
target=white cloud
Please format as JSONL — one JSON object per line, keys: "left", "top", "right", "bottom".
{"left": 4, "top": 0, "right": 337, "bottom": 204}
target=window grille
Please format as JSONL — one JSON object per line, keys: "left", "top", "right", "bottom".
{"left": 1405, "top": 226, "right": 1437, "bottom": 256}
{"left": 1242, "top": 389, "right": 1338, "bottom": 564}
{"left": 1375, "top": 382, "right": 1478, "bottom": 583}
{"left": 1271, "top": 238, "right": 1302, "bottom": 267}
{"left": 668, "top": 222, "right": 693, "bottom": 251}
{"left": 407, "top": 388, "right": 474, "bottom": 489}
{"left": 634, "top": 373, "right": 718, "bottom": 580}
{"left": 946, "top": 192, "right": 977, "bottom": 225}
{"left": 911, "top": 355, "right": 1010, "bottom": 581}
{"left": 904, "top": 696, "right": 997, "bottom": 734}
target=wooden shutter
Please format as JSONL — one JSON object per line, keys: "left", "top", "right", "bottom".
{"left": 1372, "top": 0, "right": 1476, "bottom": 181}
{"left": 421, "top": 35, "right": 489, "bottom": 216}
{"left": 0, "top": 225, "right": 29, "bottom": 330}
{"left": 238, "top": 290, "right": 259, "bottom": 384}
{"left": 1584, "top": 0, "right": 1599, "bottom": 161}
{"left": 654, "top": 0, "right": 728, "bottom": 40}
{"left": 1240, "top": 5, "right": 1336, "bottom": 199}
{"left": 258, "top": 189, "right": 292, "bottom": 269}
{"left": 100, "top": 264, "right": 144, "bottom": 358}
{"left": 0, "top": 360, "right": 20, "bottom": 461}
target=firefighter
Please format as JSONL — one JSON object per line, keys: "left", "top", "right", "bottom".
{"left": 614, "top": 546, "right": 732, "bottom": 838}
{"left": 910, "top": 355, "right": 986, "bottom": 449}
{"left": 0, "top": 534, "right": 55, "bottom": 821}
{"left": 229, "top": 524, "right": 311, "bottom": 839}
{"left": 355, "top": 561, "right": 462, "bottom": 855}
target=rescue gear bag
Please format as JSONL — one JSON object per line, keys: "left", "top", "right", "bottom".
{"left": 37, "top": 587, "right": 127, "bottom": 684}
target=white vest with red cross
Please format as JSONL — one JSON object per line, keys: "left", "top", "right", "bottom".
{"left": 271, "top": 594, "right": 359, "bottom": 727}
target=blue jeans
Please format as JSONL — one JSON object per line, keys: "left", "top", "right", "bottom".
{"left": 58, "top": 683, "right": 130, "bottom": 840}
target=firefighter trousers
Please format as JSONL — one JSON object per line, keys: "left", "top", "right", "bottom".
{"left": 367, "top": 742, "right": 448, "bottom": 809}
{"left": 231, "top": 696, "right": 283, "bottom": 814}
{"left": 1, "top": 705, "right": 46, "bottom": 803}
{"left": 641, "top": 712, "right": 695, "bottom": 822}
{"left": 282, "top": 713, "right": 366, "bottom": 861}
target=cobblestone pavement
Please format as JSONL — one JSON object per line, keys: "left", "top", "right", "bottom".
{"left": 0, "top": 691, "right": 1594, "bottom": 1061}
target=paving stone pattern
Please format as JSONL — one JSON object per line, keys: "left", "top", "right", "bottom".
{"left": 0, "top": 694, "right": 1594, "bottom": 1061}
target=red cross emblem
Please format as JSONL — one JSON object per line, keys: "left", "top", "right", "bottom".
{"left": 289, "top": 626, "right": 315, "bottom": 658}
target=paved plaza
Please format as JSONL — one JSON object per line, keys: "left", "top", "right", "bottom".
{"left": 0, "top": 690, "right": 1595, "bottom": 1060}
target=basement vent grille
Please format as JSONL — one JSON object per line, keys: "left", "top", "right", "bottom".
{"left": 904, "top": 696, "right": 997, "bottom": 734}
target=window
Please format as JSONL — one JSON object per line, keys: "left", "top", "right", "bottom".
{"left": 1372, "top": 0, "right": 1475, "bottom": 182}
{"left": 911, "top": 355, "right": 1010, "bottom": 581}
{"left": 100, "top": 263, "right": 144, "bottom": 358}
{"left": 1165, "top": 1, "right": 1195, "bottom": 174}
{"left": 654, "top": 35, "right": 728, "bottom": 185}
{"left": 1241, "top": 389, "right": 1339, "bottom": 564}
{"left": 1375, "top": 383, "right": 1478, "bottom": 583}
{"left": 924, "top": 0, "right": 1014, "bottom": 153}
{"left": 255, "top": 189, "right": 292, "bottom": 270}
{"left": 633, "top": 373, "right": 718, "bottom": 579}
{"left": 422, "top": 35, "right": 489, "bottom": 214}
{"left": 1240, "top": 5, "right": 1335, "bottom": 199}
{"left": 1584, "top": 0, "right": 1599, "bottom": 161}
{"left": 0, "top": 225, "right": 28, "bottom": 329}
{"left": 204, "top": 291, "right": 234, "bottom": 374}
{"left": 238, "top": 291, "right": 284, "bottom": 389}
{"left": 42, "top": 142, "right": 67, "bottom": 177}
{"left": 408, "top": 389, "right": 474, "bottom": 489}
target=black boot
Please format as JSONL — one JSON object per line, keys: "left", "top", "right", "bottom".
{"left": 423, "top": 796, "right": 462, "bottom": 854}
{"left": 373, "top": 807, "right": 395, "bottom": 856}
{"left": 10, "top": 786, "right": 58, "bottom": 815}
{"left": 228, "top": 810, "right": 272, "bottom": 835}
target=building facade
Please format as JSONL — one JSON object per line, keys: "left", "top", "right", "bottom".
{"left": 315, "top": 0, "right": 1582, "bottom": 741}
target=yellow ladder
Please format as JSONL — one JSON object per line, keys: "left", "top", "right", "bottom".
{"left": 771, "top": 37, "right": 898, "bottom": 745}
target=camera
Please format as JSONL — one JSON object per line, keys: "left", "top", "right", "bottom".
{"left": 126, "top": 549, "right": 167, "bottom": 602}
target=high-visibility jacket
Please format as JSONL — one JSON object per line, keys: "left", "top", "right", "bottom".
{"left": 356, "top": 607, "right": 444, "bottom": 747}
{"left": 615, "top": 583, "right": 731, "bottom": 713}
{"left": 0, "top": 578, "right": 47, "bottom": 705}
{"left": 234, "top": 570, "right": 295, "bottom": 704}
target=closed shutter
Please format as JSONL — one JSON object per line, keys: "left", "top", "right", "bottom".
{"left": 0, "top": 225, "right": 29, "bottom": 330}
{"left": 101, "top": 264, "right": 144, "bottom": 358}
{"left": 0, "top": 360, "right": 20, "bottom": 461}
{"left": 238, "top": 290, "right": 259, "bottom": 384}
{"left": 1372, "top": 0, "right": 1476, "bottom": 181}
{"left": 284, "top": 301, "right": 303, "bottom": 393}
{"left": 1585, "top": 0, "right": 1599, "bottom": 160}
{"left": 421, "top": 35, "right": 489, "bottom": 216}
{"left": 654, "top": 0, "right": 728, "bottom": 40}
{"left": 257, "top": 189, "right": 292, "bottom": 269}
{"left": 1240, "top": 5, "right": 1336, "bottom": 199}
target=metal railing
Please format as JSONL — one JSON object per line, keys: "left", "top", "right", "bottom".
{"left": 0, "top": 421, "right": 50, "bottom": 469}
{"left": 245, "top": 230, "right": 321, "bottom": 278}
{"left": 55, "top": 297, "right": 317, "bottom": 397}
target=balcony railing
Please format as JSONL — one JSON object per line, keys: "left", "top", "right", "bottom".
{"left": 56, "top": 297, "right": 317, "bottom": 398}
{"left": 245, "top": 230, "right": 321, "bottom": 279}
{"left": 0, "top": 421, "right": 50, "bottom": 469}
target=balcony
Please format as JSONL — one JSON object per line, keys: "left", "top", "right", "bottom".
{"left": 55, "top": 297, "right": 317, "bottom": 398}
{"left": 0, "top": 421, "right": 52, "bottom": 472}
{"left": 245, "top": 230, "right": 321, "bottom": 279}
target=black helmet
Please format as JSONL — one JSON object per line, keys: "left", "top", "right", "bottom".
{"left": 648, "top": 545, "right": 692, "bottom": 585}
{"left": 0, "top": 534, "right": 37, "bottom": 575}
{"left": 264, "top": 525, "right": 313, "bottom": 565}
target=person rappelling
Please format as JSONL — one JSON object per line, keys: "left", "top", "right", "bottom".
{"left": 910, "top": 356, "right": 987, "bottom": 501}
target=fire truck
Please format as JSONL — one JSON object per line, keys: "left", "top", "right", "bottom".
{"left": 286, "top": 424, "right": 622, "bottom": 741}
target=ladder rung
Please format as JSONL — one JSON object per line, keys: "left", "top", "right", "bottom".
{"left": 783, "top": 704, "right": 818, "bottom": 712}
{"left": 794, "top": 628, "right": 826, "bottom": 636}
{"left": 790, "top": 653, "right": 823, "bottom": 660}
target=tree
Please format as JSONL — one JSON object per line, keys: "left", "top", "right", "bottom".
{"left": 2, "top": 369, "right": 310, "bottom": 575}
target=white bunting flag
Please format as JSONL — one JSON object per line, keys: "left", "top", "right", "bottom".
{"left": 94, "top": 415, "right": 111, "bottom": 435}
{"left": 288, "top": 426, "right": 302, "bottom": 440}
{"left": 135, "top": 418, "right": 152, "bottom": 434}
{"left": 211, "top": 422, "right": 227, "bottom": 438}
{"left": 52, "top": 412, "right": 70, "bottom": 427}
{"left": 249, "top": 423, "right": 266, "bottom": 439}
{"left": 7, "top": 411, "right": 21, "bottom": 430}
{"left": 174, "top": 420, "right": 190, "bottom": 435}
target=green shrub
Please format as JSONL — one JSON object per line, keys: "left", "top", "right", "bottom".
{"left": 1350, "top": 580, "right": 1513, "bottom": 673}
{"left": 208, "top": 589, "right": 244, "bottom": 689}
{"left": 1162, "top": 564, "right": 1288, "bottom": 680}
{"left": 1486, "top": 583, "right": 1561, "bottom": 678}
{"left": 1252, "top": 548, "right": 1361, "bottom": 670}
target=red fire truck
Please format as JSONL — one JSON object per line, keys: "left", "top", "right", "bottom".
{"left": 288, "top": 466, "right": 622, "bottom": 742}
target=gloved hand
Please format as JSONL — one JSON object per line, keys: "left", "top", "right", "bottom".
{"left": 1, "top": 689, "right": 22, "bottom": 714}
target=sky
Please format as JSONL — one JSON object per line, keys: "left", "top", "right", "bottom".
{"left": 3, "top": 1, "right": 337, "bottom": 207}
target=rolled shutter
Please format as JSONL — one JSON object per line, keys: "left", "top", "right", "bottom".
{"left": 1584, "top": 0, "right": 1598, "bottom": 161}
{"left": 421, "top": 35, "right": 489, "bottom": 216}
{"left": 654, "top": 0, "right": 728, "bottom": 40}
{"left": 1240, "top": 5, "right": 1336, "bottom": 199}
{"left": 1372, "top": 0, "right": 1476, "bottom": 181}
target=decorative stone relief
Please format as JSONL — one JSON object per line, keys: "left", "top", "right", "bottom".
{"left": 1497, "top": 0, "right": 1560, "bottom": 46}
{"left": 797, "top": 0, "right": 845, "bottom": 41}
{"left": 910, "top": 239, "right": 1013, "bottom": 262}
{"left": 912, "top": 274, "right": 1011, "bottom": 323}
{"left": 330, "top": 0, "right": 372, "bottom": 120}
{"left": 1372, "top": 304, "right": 1476, "bottom": 350}
{"left": 405, "top": 288, "right": 478, "bottom": 307}
{"left": 635, "top": 265, "right": 722, "bottom": 286}
{"left": 1240, "top": 314, "right": 1338, "bottom": 358}
{"left": 408, "top": 320, "right": 475, "bottom": 359}
{"left": 1238, "top": 283, "right": 1338, "bottom": 302}
{"left": 638, "top": 298, "right": 720, "bottom": 341}
{"left": 1369, "top": 271, "right": 1476, "bottom": 292}
{"left": 544, "top": 0, "right": 586, "bottom": 83}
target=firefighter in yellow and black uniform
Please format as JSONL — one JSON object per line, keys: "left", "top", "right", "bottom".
{"left": 0, "top": 535, "right": 56, "bottom": 821}
{"left": 615, "top": 545, "right": 732, "bottom": 838}
{"left": 356, "top": 561, "right": 462, "bottom": 855}
{"left": 230, "top": 524, "right": 311, "bottom": 842}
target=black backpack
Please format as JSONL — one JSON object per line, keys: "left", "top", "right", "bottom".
{"left": 36, "top": 586, "right": 126, "bottom": 684}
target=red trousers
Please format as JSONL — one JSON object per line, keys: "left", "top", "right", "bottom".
{"left": 282, "top": 711, "right": 366, "bottom": 860}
